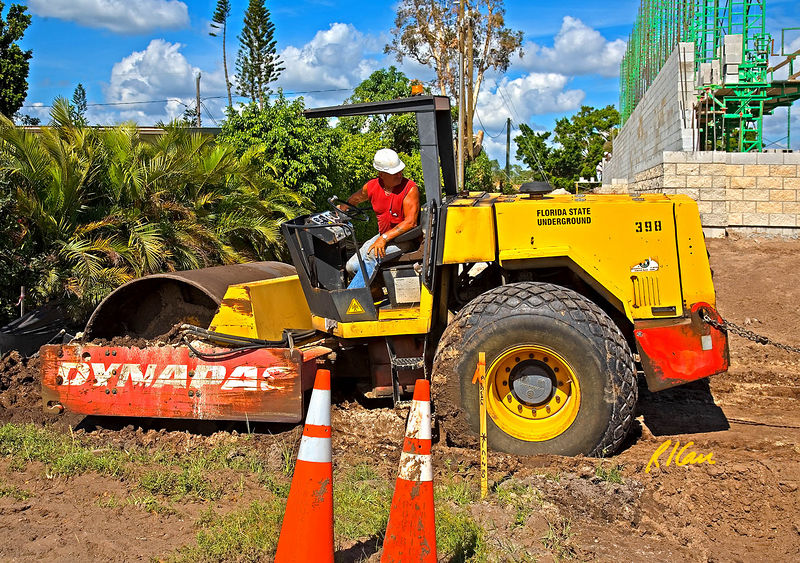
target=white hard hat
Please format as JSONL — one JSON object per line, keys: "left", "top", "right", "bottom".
{"left": 373, "top": 148, "right": 405, "bottom": 174}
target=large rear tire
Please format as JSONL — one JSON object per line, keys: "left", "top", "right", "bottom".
{"left": 433, "top": 282, "right": 636, "bottom": 457}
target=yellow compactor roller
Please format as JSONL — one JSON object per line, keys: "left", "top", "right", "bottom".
{"left": 40, "top": 96, "right": 728, "bottom": 456}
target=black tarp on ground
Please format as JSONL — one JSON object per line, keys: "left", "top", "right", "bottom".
{"left": 0, "top": 304, "right": 74, "bottom": 357}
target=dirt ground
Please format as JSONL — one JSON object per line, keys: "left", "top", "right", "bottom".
{"left": 1, "top": 236, "right": 799, "bottom": 562}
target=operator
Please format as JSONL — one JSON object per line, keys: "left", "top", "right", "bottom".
{"left": 343, "top": 148, "right": 420, "bottom": 289}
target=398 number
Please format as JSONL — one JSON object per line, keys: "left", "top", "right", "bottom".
{"left": 635, "top": 220, "right": 662, "bottom": 233}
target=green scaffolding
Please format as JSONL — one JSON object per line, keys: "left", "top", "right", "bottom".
{"left": 620, "top": 0, "right": 799, "bottom": 152}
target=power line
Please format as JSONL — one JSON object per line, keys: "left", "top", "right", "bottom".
{"left": 21, "top": 87, "right": 354, "bottom": 110}
{"left": 475, "top": 110, "right": 508, "bottom": 139}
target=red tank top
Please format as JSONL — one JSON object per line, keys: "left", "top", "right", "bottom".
{"left": 365, "top": 177, "right": 417, "bottom": 234}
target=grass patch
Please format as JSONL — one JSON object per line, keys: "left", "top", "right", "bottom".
{"left": 0, "top": 482, "right": 31, "bottom": 500}
{"left": 595, "top": 463, "right": 624, "bottom": 484}
{"left": 435, "top": 479, "right": 476, "bottom": 506}
{"left": 127, "top": 493, "right": 177, "bottom": 515}
{"left": 170, "top": 500, "right": 285, "bottom": 562}
{"left": 139, "top": 467, "right": 222, "bottom": 501}
{"left": 0, "top": 424, "right": 126, "bottom": 477}
{"left": 333, "top": 465, "right": 393, "bottom": 541}
{"left": 541, "top": 518, "right": 576, "bottom": 561}
{"left": 436, "top": 505, "right": 486, "bottom": 562}
{"left": 496, "top": 483, "right": 542, "bottom": 527}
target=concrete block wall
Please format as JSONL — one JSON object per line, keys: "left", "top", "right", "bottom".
{"left": 604, "top": 43, "right": 696, "bottom": 184}
{"left": 622, "top": 151, "right": 800, "bottom": 237}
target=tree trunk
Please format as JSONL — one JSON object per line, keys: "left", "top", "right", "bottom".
{"left": 223, "top": 22, "right": 232, "bottom": 108}
{"left": 465, "top": 11, "right": 476, "bottom": 160}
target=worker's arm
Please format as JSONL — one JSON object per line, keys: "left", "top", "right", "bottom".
{"left": 368, "top": 185, "right": 420, "bottom": 259}
{"left": 344, "top": 184, "right": 369, "bottom": 208}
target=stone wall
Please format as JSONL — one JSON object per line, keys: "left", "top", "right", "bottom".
{"left": 623, "top": 150, "right": 800, "bottom": 237}
{"left": 604, "top": 43, "right": 695, "bottom": 185}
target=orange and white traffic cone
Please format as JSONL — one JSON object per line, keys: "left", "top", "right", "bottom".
{"left": 275, "top": 368, "right": 334, "bottom": 563}
{"left": 381, "top": 379, "right": 436, "bottom": 562}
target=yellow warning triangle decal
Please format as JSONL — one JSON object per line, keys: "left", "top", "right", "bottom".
{"left": 346, "top": 298, "right": 365, "bottom": 315}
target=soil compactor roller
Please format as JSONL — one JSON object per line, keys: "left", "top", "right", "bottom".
{"left": 40, "top": 96, "right": 729, "bottom": 456}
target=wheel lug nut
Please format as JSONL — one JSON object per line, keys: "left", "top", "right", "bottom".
{"left": 555, "top": 396, "right": 561, "bottom": 403}
{"left": 502, "top": 380, "right": 507, "bottom": 386}
{"left": 546, "top": 405, "right": 551, "bottom": 413}
{"left": 517, "top": 405, "right": 523, "bottom": 413}
{"left": 543, "top": 357, "right": 548, "bottom": 363}
{"left": 528, "top": 353, "right": 534, "bottom": 359}
{"left": 505, "top": 367, "right": 510, "bottom": 373}
{"left": 515, "top": 357, "right": 520, "bottom": 363}
{"left": 507, "top": 395, "right": 513, "bottom": 402}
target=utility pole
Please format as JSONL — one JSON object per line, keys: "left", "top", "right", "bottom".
{"left": 505, "top": 117, "right": 511, "bottom": 182}
{"left": 457, "top": 0, "right": 465, "bottom": 191}
{"left": 195, "top": 73, "right": 202, "bottom": 127}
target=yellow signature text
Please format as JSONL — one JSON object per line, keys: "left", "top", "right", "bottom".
{"left": 645, "top": 439, "right": 715, "bottom": 473}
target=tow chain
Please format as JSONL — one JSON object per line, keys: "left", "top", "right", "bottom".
{"left": 702, "top": 312, "right": 800, "bottom": 354}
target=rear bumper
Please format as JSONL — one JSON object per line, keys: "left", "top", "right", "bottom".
{"left": 40, "top": 343, "right": 331, "bottom": 422}
{"left": 634, "top": 303, "right": 729, "bottom": 392}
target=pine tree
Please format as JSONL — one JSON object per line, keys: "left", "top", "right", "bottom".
{"left": 235, "top": 0, "right": 283, "bottom": 108}
{"left": 0, "top": 2, "right": 32, "bottom": 118}
{"left": 209, "top": 0, "right": 232, "bottom": 108}
{"left": 70, "top": 83, "right": 87, "bottom": 124}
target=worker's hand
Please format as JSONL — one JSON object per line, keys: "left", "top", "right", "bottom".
{"left": 368, "top": 236, "right": 388, "bottom": 259}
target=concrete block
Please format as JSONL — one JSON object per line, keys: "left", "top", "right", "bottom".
{"left": 726, "top": 188, "right": 744, "bottom": 201}
{"left": 783, "top": 202, "right": 800, "bottom": 214}
{"left": 725, "top": 165, "right": 743, "bottom": 176}
{"left": 729, "top": 200, "right": 756, "bottom": 213}
{"left": 677, "top": 188, "right": 700, "bottom": 200}
{"left": 742, "top": 212, "right": 770, "bottom": 225}
{"left": 697, "top": 201, "right": 714, "bottom": 214}
{"left": 747, "top": 188, "right": 770, "bottom": 201}
{"left": 769, "top": 214, "right": 796, "bottom": 227}
{"left": 757, "top": 201, "right": 784, "bottom": 214}
{"left": 730, "top": 176, "right": 755, "bottom": 189}
{"left": 712, "top": 152, "right": 728, "bottom": 163}
{"left": 662, "top": 163, "right": 677, "bottom": 176}
{"left": 712, "top": 176, "right": 729, "bottom": 188}
{"left": 770, "top": 189, "right": 796, "bottom": 202}
{"left": 701, "top": 163, "right": 727, "bottom": 176}
{"left": 770, "top": 164, "right": 798, "bottom": 177}
{"left": 701, "top": 188, "right": 727, "bottom": 201}
{"left": 743, "top": 165, "right": 770, "bottom": 177}
{"left": 756, "top": 176, "right": 783, "bottom": 189}
{"left": 676, "top": 163, "right": 700, "bottom": 176}
{"left": 689, "top": 175, "right": 713, "bottom": 188}
{"left": 701, "top": 212, "right": 727, "bottom": 226}
{"left": 712, "top": 201, "right": 727, "bottom": 213}
{"left": 757, "top": 152, "right": 784, "bottom": 165}
{"left": 729, "top": 152, "right": 758, "bottom": 165}
{"left": 783, "top": 153, "right": 800, "bottom": 165}
{"left": 702, "top": 227, "right": 727, "bottom": 238}
{"left": 664, "top": 175, "right": 687, "bottom": 189}
{"left": 686, "top": 152, "right": 714, "bottom": 163}
{"left": 727, "top": 213, "right": 743, "bottom": 225}
{"left": 663, "top": 151, "right": 687, "bottom": 163}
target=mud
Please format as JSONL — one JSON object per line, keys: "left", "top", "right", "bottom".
{"left": 0, "top": 236, "right": 799, "bottom": 561}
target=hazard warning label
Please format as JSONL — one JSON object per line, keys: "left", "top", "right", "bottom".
{"left": 346, "top": 298, "right": 365, "bottom": 315}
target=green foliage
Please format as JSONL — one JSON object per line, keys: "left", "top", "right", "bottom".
{"left": 515, "top": 105, "right": 619, "bottom": 191}
{"left": 70, "top": 83, "right": 87, "bottom": 125}
{"left": 219, "top": 94, "right": 337, "bottom": 210}
{"left": 343, "top": 66, "right": 418, "bottom": 154}
{"left": 236, "top": 0, "right": 283, "bottom": 107}
{"left": 436, "top": 504, "right": 487, "bottom": 561}
{"left": 139, "top": 467, "right": 222, "bottom": 501}
{"left": 0, "top": 482, "right": 31, "bottom": 500}
{"left": 0, "top": 3, "right": 31, "bottom": 118}
{"left": 0, "top": 100, "right": 304, "bottom": 323}
{"left": 595, "top": 463, "right": 624, "bottom": 484}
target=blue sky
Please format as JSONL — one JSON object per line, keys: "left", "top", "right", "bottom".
{"left": 17, "top": 0, "right": 800, "bottom": 160}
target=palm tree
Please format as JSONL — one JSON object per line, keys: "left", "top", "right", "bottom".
{"left": 0, "top": 99, "right": 305, "bottom": 321}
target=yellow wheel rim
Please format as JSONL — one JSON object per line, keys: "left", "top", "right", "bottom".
{"left": 486, "top": 345, "right": 581, "bottom": 442}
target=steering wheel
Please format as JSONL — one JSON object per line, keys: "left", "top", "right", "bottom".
{"left": 328, "top": 196, "right": 370, "bottom": 223}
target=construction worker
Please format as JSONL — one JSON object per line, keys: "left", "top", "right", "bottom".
{"left": 344, "top": 148, "right": 421, "bottom": 289}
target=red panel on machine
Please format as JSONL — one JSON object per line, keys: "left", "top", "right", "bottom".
{"left": 40, "top": 344, "right": 331, "bottom": 423}
{"left": 634, "top": 304, "right": 729, "bottom": 392}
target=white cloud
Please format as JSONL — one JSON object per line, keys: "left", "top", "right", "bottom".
{"left": 96, "top": 39, "right": 225, "bottom": 125}
{"left": 26, "top": 0, "right": 189, "bottom": 34}
{"left": 277, "top": 23, "right": 383, "bottom": 105}
{"left": 476, "top": 74, "right": 585, "bottom": 130}
{"left": 517, "top": 16, "right": 625, "bottom": 78}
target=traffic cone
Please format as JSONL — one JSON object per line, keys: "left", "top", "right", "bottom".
{"left": 275, "top": 369, "right": 334, "bottom": 563}
{"left": 381, "top": 379, "right": 436, "bottom": 562}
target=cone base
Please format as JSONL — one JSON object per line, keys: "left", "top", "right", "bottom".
{"left": 381, "top": 479, "right": 436, "bottom": 562}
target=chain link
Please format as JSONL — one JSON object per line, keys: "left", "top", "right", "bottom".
{"left": 702, "top": 312, "right": 800, "bottom": 354}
